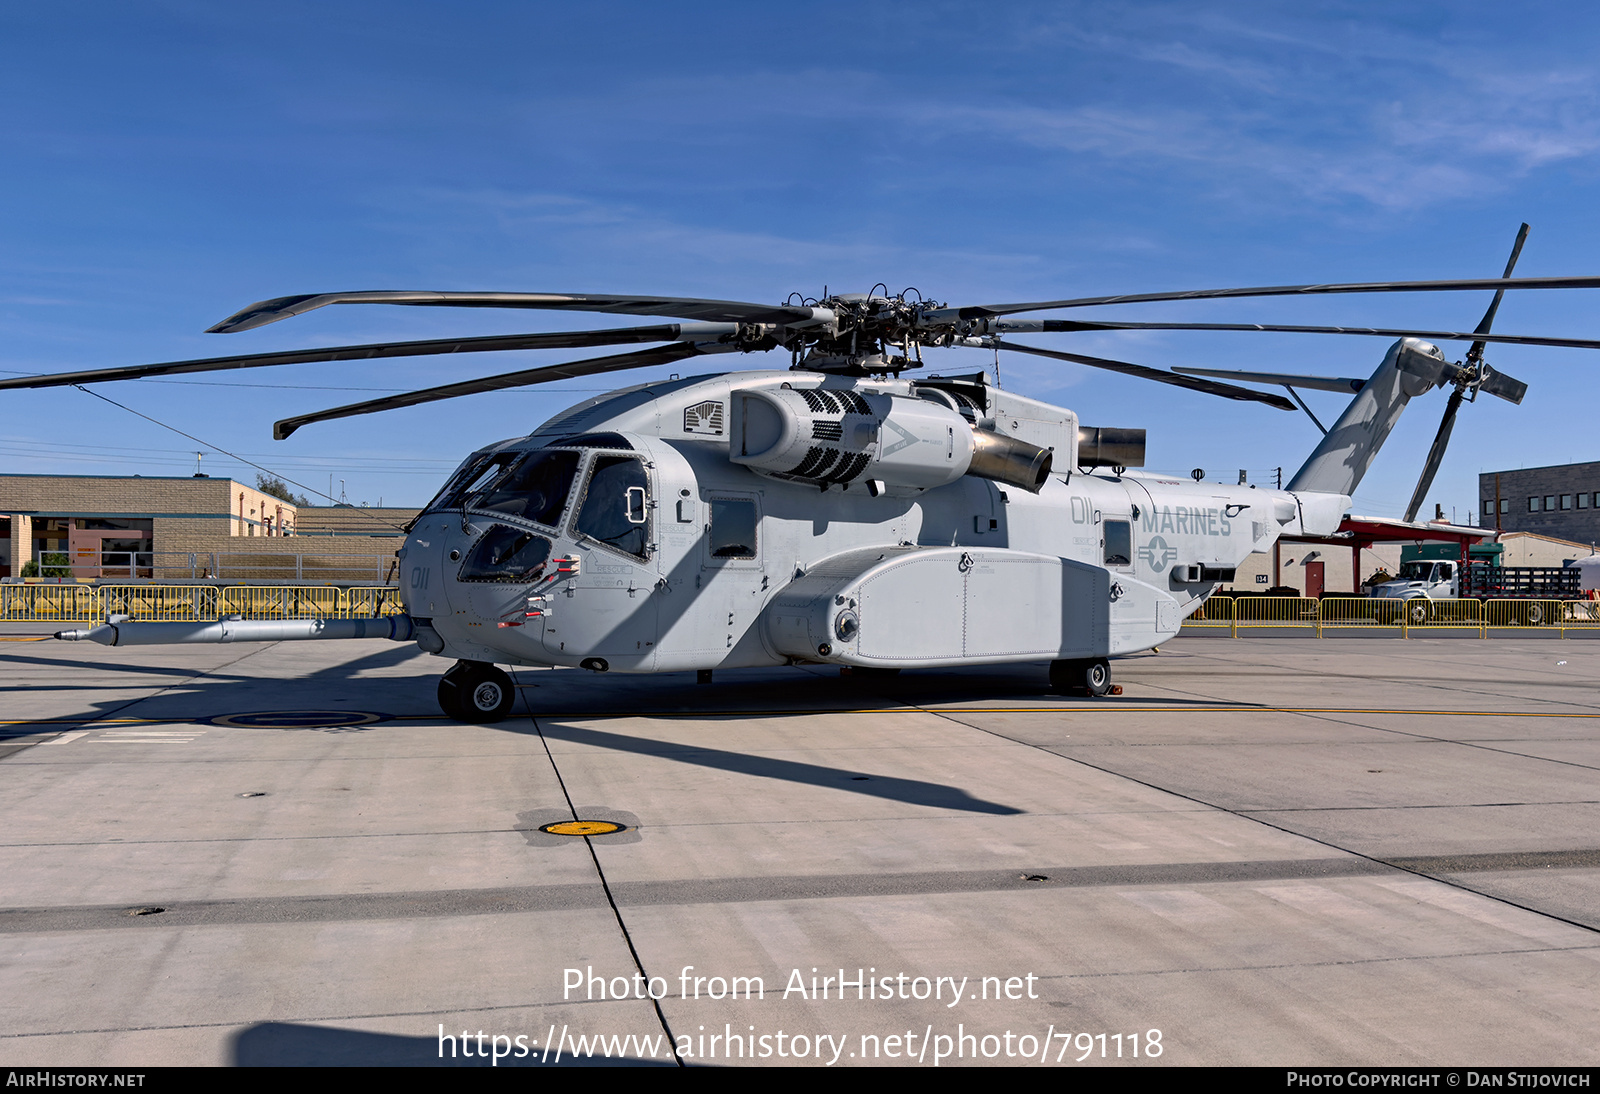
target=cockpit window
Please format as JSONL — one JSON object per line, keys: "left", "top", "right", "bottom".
{"left": 465, "top": 450, "right": 580, "bottom": 527}
{"left": 575, "top": 455, "right": 650, "bottom": 559}
{"left": 423, "top": 451, "right": 514, "bottom": 513}
{"left": 458, "top": 525, "right": 553, "bottom": 583}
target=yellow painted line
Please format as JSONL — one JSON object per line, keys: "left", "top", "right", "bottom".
{"left": 521, "top": 706, "right": 1600, "bottom": 720}
{"left": 8, "top": 706, "right": 1598, "bottom": 729}
{"left": 0, "top": 719, "right": 161, "bottom": 727}
{"left": 0, "top": 636, "right": 53, "bottom": 642}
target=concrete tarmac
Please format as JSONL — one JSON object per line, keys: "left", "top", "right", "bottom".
{"left": 1, "top": 631, "right": 1597, "bottom": 1067}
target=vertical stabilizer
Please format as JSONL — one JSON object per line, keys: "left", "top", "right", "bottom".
{"left": 1286, "top": 338, "right": 1446, "bottom": 496}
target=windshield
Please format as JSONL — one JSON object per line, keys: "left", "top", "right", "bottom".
{"left": 1396, "top": 562, "right": 1437, "bottom": 581}
{"left": 423, "top": 449, "right": 581, "bottom": 528}
{"left": 465, "top": 450, "right": 580, "bottom": 527}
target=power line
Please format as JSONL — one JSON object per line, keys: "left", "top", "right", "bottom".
{"left": 67, "top": 385, "right": 411, "bottom": 533}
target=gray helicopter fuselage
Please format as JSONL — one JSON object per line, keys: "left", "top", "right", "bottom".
{"left": 399, "top": 370, "right": 1346, "bottom": 673}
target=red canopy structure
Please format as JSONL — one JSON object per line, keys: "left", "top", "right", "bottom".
{"left": 1271, "top": 515, "right": 1493, "bottom": 594}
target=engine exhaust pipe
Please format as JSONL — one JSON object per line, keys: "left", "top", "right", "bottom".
{"left": 967, "top": 428, "right": 1053, "bottom": 492}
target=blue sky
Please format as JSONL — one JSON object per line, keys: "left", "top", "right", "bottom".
{"left": 5, "top": 2, "right": 1600, "bottom": 521}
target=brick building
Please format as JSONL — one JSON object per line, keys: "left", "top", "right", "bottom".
{"left": 1480, "top": 462, "right": 1600, "bottom": 547}
{"left": 1, "top": 474, "right": 416, "bottom": 582}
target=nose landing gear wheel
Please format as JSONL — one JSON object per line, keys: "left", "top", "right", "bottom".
{"left": 437, "top": 661, "right": 516, "bottom": 723}
{"left": 1050, "top": 657, "right": 1112, "bottom": 697}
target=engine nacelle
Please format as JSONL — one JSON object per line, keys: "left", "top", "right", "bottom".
{"left": 729, "top": 385, "right": 1051, "bottom": 492}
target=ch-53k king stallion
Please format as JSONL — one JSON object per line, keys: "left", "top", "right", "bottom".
{"left": 12, "top": 226, "right": 1595, "bottom": 721}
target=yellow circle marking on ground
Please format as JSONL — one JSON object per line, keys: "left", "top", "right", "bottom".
{"left": 540, "top": 820, "right": 625, "bottom": 836}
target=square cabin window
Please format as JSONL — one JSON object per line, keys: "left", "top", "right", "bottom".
{"left": 1562, "top": 495, "right": 1573, "bottom": 510}
{"left": 1104, "top": 520, "right": 1132, "bottom": 567}
{"left": 708, "top": 499, "right": 757, "bottom": 559}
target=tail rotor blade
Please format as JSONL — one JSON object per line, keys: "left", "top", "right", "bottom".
{"left": 1403, "top": 388, "right": 1465, "bottom": 523}
{"left": 1479, "top": 365, "right": 1528, "bottom": 405}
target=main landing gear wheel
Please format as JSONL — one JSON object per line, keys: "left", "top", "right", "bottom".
{"left": 1050, "top": 657, "right": 1112, "bottom": 697}
{"left": 437, "top": 660, "right": 516, "bottom": 723}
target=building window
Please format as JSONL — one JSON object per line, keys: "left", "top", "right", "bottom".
{"left": 1530, "top": 497, "right": 1539, "bottom": 512}
{"left": 1580, "top": 494, "right": 1590, "bottom": 510}
{"left": 1545, "top": 495, "right": 1556, "bottom": 511}
{"left": 1500, "top": 499, "right": 1509, "bottom": 513}
{"left": 1482, "top": 499, "right": 1494, "bottom": 516}
{"left": 1562, "top": 495, "right": 1573, "bottom": 510}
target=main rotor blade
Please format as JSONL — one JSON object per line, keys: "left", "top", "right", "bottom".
{"left": 1171, "top": 366, "right": 1366, "bottom": 394}
{"left": 1403, "top": 388, "right": 1465, "bottom": 523}
{"left": 994, "top": 342, "right": 1296, "bottom": 410}
{"left": 1004, "top": 318, "right": 1600, "bottom": 352}
{"left": 944, "top": 274, "right": 1600, "bottom": 321}
{"left": 273, "top": 342, "right": 710, "bottom": 439}
{"left": 211, "top": 291, "right": 817, "bottom": 333}
{"left": 1468, "top": 223, "right": 1530, "bottom": 364}
{"left": 0, "top": 324, "right": 737, "bottom": 392}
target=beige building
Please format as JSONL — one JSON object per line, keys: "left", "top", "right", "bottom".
{"left": 1, "top": 474, "right": 416, "bottom": 583}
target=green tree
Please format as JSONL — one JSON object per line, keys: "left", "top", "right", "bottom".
{"left": 256, "top": 473, "right": 310, "bottom": 507}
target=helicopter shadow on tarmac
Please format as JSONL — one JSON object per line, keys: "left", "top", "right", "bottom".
{"left": 497, "top": 656, "right": 1258, "bottom": 816}
{"left": 524, "top": 711, "right": 1022, "bottom": 816}
{"left": 228, "top": 1021, "right": 666, "bottom": 1067}
{"left": 0, "top": 641, "right": 429, "bottom": 742}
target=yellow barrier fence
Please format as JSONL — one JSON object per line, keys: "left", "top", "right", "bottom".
{"left": 1182, "top": 596, "right": 1600, "bottom": 638}
{"left": 1181, "top": 595, "right": 1236, "bottom": 632}
{"left": 1231, "top": 596, "right": 1320, "bottom": 632}
{"left": 342, "top": 586, "right": 406, "bottom": 618}
{"left": 0, "top": 585, "right": 402, "bottom": 623}
{"left": 0, "top": 584, "right": 98, "bottom": 621}
{"left": 1483, "top": 598, "right": 1563, "bottom": 630}
{"left": 99, "top": 585, "right": 220, "bottom": 622}
{"left": 220, "top": 585, "right": 343, "bottom": 620}
{"left": 1558, "top": 599, "right": 1600, "bottom": 633}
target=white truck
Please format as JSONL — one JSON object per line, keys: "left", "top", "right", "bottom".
{"left": 1370, "top": 559, "right": 1580, "bottom": 624}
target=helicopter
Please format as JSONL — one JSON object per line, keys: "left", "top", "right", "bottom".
{"left": 15, "top": 225, "right": 1600, "bottom": 721}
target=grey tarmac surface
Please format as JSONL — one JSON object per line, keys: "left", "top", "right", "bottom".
{"left": 1, "top": 629, "right": 1597, "bottom": 1067}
